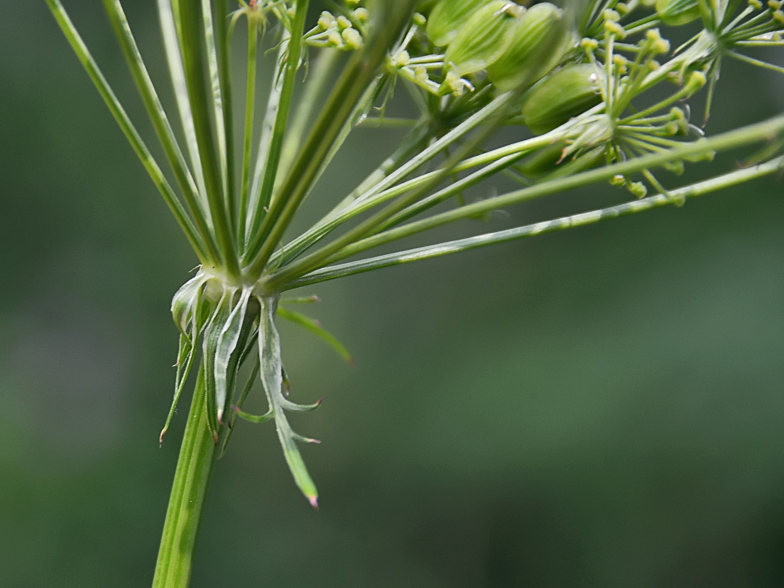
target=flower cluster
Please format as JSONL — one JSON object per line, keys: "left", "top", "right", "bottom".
{"left": 47, "top": 0, "right": 784, "bottom": 510}
{"left": 305, "top": 2, "right": 369, "bottom": 50}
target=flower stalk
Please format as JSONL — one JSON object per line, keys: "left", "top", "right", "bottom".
{"left": 152, "top": 368, "right": 217, "bottom": 588}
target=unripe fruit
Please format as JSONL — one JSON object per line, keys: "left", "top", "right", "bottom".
{"left": 521, "top": 63, "right": 604, "bottom": 135}
{"left": 443, "top": 2, "right": 523, "bottom": 77}
{"left": 655, "top": 0, "right": 701, "bottom": 25}
{"left": 426, "top": 0, "right": 495, "bottom": 47}
{"left": 486, "top": 2, "right": 572, "bottom": 92}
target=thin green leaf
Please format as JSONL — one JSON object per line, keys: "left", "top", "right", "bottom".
{"left": 202, "top": 289, "right": 233, "bottom": 440}
{"left": 214, "top": 287, "right": 252, "bottom": 422}
{"left": 219, "top": 350, "right": 259, "bottom": 457}
{"left": 160, "top": 330, "right": 196, "bottom": 445}
{"left": 171, "top": 271, "right": 207, "bottom": 335}
{"left": 280, "top": 295, "right": 320, "bottom": 304}
{"left": 259, "top": 295, "right": 319, "bottom": 507}
{"left": 234, "top": 407, "right": 274, "bottom": 424}
{"left": 277, "top": 307, "right": 353, "bottom": 364}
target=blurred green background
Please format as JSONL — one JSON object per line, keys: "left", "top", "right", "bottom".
{"left": 2, "top": 2, "right": 784, "bottom": 586}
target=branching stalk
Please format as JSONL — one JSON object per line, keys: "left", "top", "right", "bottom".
{"left": 238, "top": 20, "right": 260, "bottom": 249}
{"left": 285, "top": 155, "right": 784, "bottom": 289}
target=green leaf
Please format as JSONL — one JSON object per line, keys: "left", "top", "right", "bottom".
{"left": 233, "top": 407, "right": 274, "bottom": 424}
{"left": 259, "top": 295, "right": 319, "bottom": 508}
{"left": 171, "top": 272, "right": 208, "bottom": 335}
{"left": 159, "top": 332, "right": 194, "bottom": 445}
{"left": 213, "top": 287, "right": 252, "bottom": 422}
{"left": 219, "top": 352, "right": 259, "bottom": 457}
{"left": 277, "top": 307, "right": 353, "bottom": 364}
{"left": 279, "top": 295, "right": 320, "bottom": 304}
{"left": 202, "top": 289, "right": 233, "bottom": 441}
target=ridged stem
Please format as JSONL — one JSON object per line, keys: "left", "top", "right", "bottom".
{"left": 152, "top": 367, "right": 216, "bottom": 588}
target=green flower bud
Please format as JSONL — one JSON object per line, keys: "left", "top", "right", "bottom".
{"left": 443, "top": 1, "right": 523, "bottom": 77}
{"left": 655, "top": 0, "right": 701, "bottom": 25}
{"left": 486, "top": 2, "right": 573, "bottom": 93}
{"left": 610, "top": 174, "right": 626, "bottom": 186}
{"left": 342, "top": 27, "right": 363, "bottom": 50}
{"left": 629, "top": 181, "right": 648, "bottom": 198}
{"left": 353, "top": 8, "right": 370, "bottom": 23}
{"left": 318, "top": 11, "right": 336, "bottom": 31}
{"left": 521, "top": 63, "right": 605, "bottom": 135}
{"left": 426, "top": 0, "right": 496, "bottom": 47}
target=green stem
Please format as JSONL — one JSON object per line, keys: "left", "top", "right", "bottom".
{"left": 238, "top": 20, "right": 259, "bottom": 249}
{"left": 247, "top": 0, "right": 311, "bottom": 248}
{"left": 244, "top": 0, "right": 419, "bottom": 277}
{"left": 153, "top": 367, "right": 217, "bottom": 588}
{"left": 246, "top": 37, "right": 288, "bottom": 248}
{"left": 272, "top": 120, "right": 432, "bottom": 265}
{"left": 45, "top": 0, "right": 210, "bottom": 263}
{"left": 101, "top": 0, "right": 221, "bottom": 264}
{"left": 283, "top": 154, "right": 784, "bottom": 289}
{"left": 266, "top": 112, "right": 784, "bottom": 288}
{"left": 177, "top": 0, "right": 240, "bottom": 279}
{"left": 264, "top": 92, "right": 518, "bottom": 288}
{"left": 277, "top": 48, "right": 342, "bottom": 185}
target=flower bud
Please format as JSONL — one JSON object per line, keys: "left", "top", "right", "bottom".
{"left": 443, "top": 1, "right": 522, "bottom": 77}
{"left": 486, "top": 2, "right": 573, "bottom": 92}
{"left": 318, "top": 11, "right": 336, "bottom": 31}
{"left": 521, "top": 64, "right": 604, "bottom": 135}
{"left": 353, "top": 8, "right": 369, "bottom": 23}
{"left": 655, "top": 0, "right": 701, "bottom": 25}
{"left": 342, "top": 27, "right": 363, "bottom": 50}
{"left": 426, "top": 0, "right": 496, "bottom": 47}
